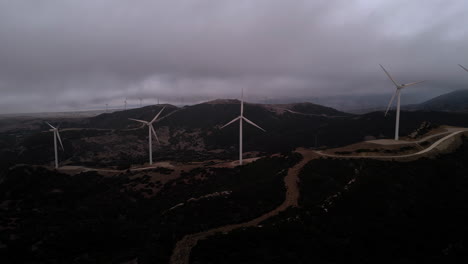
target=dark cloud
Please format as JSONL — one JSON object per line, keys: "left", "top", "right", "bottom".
{"left": 0, "top": 0, "right": 467, "bottom": 113}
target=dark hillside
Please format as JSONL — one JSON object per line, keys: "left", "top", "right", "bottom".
{"left": 0, "top": 153, "right": 301, "bottom": 264}
{"left": 276, "top": 102, "right": 351, "bottom": 116}
{"left": 5, "top": 100, "right": 468, "bottom": 167}
{"left": 87, "top": 104, "right": 179, "bottom": 129}
{"left": 417, "top": 90, "right": 468, "bottom": 112}
{"left": 192, "top": 137, "right": 468, "bottom": 263}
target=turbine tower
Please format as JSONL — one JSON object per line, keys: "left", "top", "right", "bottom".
{"left": 459, "top": 64, "right": 468, "bottom": 73}
{"left": 124, "top": 98, "right": 127, "bottom": 110}
{"left": 380, "top": 64, "right": 424, "bottom": 140}
{"left": 129, "top": 106, "right": 165, "bottom": 165}
{"left": 46, "top": 122, "right": 64, "bottom": 169}
{"left": 220, "top": 91, "right": 265, "bottom": 165}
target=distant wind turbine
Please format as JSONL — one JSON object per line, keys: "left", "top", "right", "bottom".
{"left": 124, "top": 98, "right": 127, "bottom": 110}
{"left": 220, "top": 90, "right": 265, "bottom": 165}
{"left": 380, "top": 64, "right": 425, "bottom": 140}
{"left": 46, "top": 122, "right": 64, "bottom": 169}
{"left": 129, "top": 106, "right": 166, "bottom": 165}
{"left": 459, "top": 64, "right": 468, "bottom": 73}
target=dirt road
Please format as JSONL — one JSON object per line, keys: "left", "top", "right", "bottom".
{"left": 318, "top": 129, "right": 468, "bottom": 159}
{"left": 168, "top": 128, "right": 468, "bottom": 264}
{"left": 169, "top": 149, "right": 319, "bottom": 264}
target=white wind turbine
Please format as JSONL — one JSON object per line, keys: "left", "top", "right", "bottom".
{"left": 459, "top": 64, "right": 468, "bottom": 73}
{"left": 46, "top": 122, "right": 64, "bottom": 169}
{"left": 220, "top": 91, "right": 265, "bottom": 165}
{"left": 380, "top": 64, "right": 425, "bottom": 140}
{"left": 129, "top": 106, "right": 165, "bottom": 165}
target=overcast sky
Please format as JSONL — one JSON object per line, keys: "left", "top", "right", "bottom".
{"left": 1, "top": 0, "right": 467, "bottom": 113}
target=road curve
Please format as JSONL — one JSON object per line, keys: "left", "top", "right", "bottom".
{"left": 169, "top": 128, "right": 468, "bottom": 264}
{"left": 169, "top": 150, "right": 318, "bottom": 264}
{"left": 317, "top": 129, "right": 467, "bottom": 159}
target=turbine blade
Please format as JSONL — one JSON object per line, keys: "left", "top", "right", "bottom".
{"left": 459, "top": 64, "right": 468, "bottom": 72}
{"left": 403, "top": 80, "right": 425, "bottom": 87}
{"left": 379, "top": 64, "right": 400, "bottom": 87}
{"left": 45, "top": 122, "right": 55, "bottom": 129}
{"left": 150, "top": 125, "right": 160, "bottom": 144}
{"left": 385, "top": 90, "right": 398, "bottom": 116}
{"left": 150, "top": 106, "right": 166, "bottom": 123}
{"left": 242, "top": 117, "right": 266, "bottom": 132}
{"left": 56, "top": 131, "right": 64, "bottom": 151}
{"left": 241, "top": 88, "right": 244, "bottom": 116}
{"left": 241, "top": 99, "right": 244, "bottom": 116}
{"left": 128, "top": 118, "right": 148, "bottom": 124}
{"left": 220, "top": 116, "right": 241, "bottom": 129}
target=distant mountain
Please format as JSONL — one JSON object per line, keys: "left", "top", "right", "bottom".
{"left": 416, "top": 90, "right": 468, "bottom": 112}
{"left": 264, "top": 102, "right": 350, "bottom": 117}
{"left": 86, "top": 104, "right": 179, "bottom": 129}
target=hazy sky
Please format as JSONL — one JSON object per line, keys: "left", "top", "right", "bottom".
{"left": 1, "top": 0, "right": 467, "bottom": 113}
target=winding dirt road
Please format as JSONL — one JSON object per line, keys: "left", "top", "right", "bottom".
{"left": 168, "top": 128, "right": 468, "bottom": 264}
{"left": 169, "top": 149, "right": 319, "bottom": 264}
{"left": 318, "top": 129, "right": 468, "bottom": 159}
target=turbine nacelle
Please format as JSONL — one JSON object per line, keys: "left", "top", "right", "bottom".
{"left": 380, "top": 65, "right": 425, "bottom": 141}
{"left": 128, "top": 106, "right": 166, "bottom": 165}
{"left": 45, "top": 122, "right": 64, "bottom": 150}
{"left": 380, "top": 65, "right": 424, "bottom": 117}
{"left": 45, "top": 122, "right": 64, "bottom": 168}
{"left": 220, "top": 91, "right": 266, "bottom": 165}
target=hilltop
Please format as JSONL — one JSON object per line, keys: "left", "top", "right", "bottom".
{"left": 2, "top": 99, "right": 468, "bottom": 168}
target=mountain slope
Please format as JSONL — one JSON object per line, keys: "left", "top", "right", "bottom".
{"left": 417, "top": 90, "right": 468, "bottom": 112}
{"left": 6, "top": 99, "right": 468, "bottom": 167}
{"left": 263, "top": 102, "right": 351, "bottom": 116}
{"left": 86, "top": 104, "right": 179, "bottom": 129}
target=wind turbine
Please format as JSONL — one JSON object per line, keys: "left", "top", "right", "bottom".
{"left": 380, "top": 64, "right": 424, "bottom": 140}
{"left": 220, "top": 91, "right": 265, "bottom": 165}
{"left": 45, "top": 122, "right": 64, "bottom": 169}
{"left": 128, "top": 106, "right": 165, "bottom": 165}
{"left": 459, "top": 64, "right": 468, "bottom": 73}
{"left": 124, "top": 98, "right": 127, "bottom": 110}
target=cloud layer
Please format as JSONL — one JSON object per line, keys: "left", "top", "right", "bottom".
{"left": 1, "top": 0, "right": 467, "bottom": 113}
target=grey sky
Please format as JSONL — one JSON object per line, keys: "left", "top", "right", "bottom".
{"left": 0, "top": 0, "right": 467, "bottom": 113}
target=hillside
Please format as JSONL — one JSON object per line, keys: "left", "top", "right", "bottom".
{"left": 417, "top": 90, "right": 468, "bottom": 112}
{"left": 0, "top": 154, "right": 302, "bottom": 263}
{"left": 2, "top": 100, "right": 468, "bottom": 263}
{"left": 3, "top": 100, "right": 468, "bottom": 168}
{"left": 191, "top": 138, "right": 468, "bottom": 263}
{"left": 86, "top": 104, "right": 179, "bottom": 129}
{"left": 263, "top": 102, "right": 350, "bottom": 116}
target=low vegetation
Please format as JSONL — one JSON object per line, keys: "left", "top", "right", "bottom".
{"left": 191, "top": 137, "right": 468, "bottom": 263}
{"left": 0, "top": 152, "right": 301, "bottom": 263}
